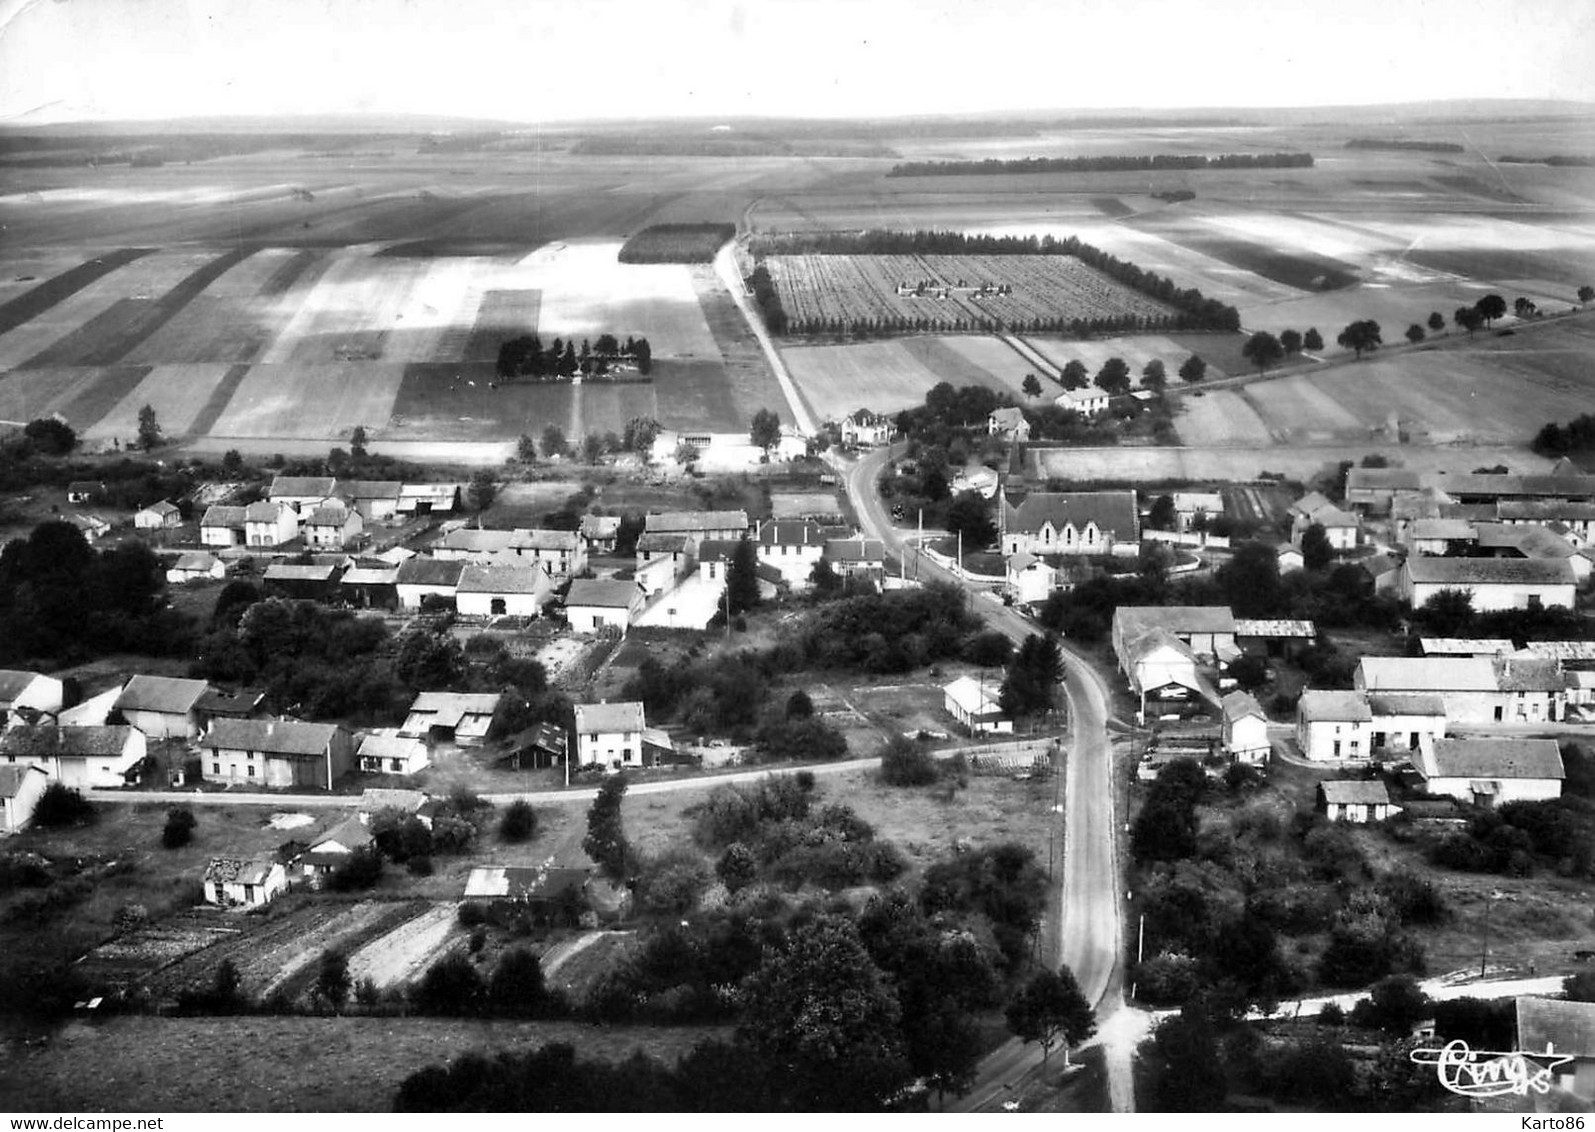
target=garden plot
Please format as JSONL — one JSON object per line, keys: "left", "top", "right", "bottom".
{"left": 344, "top": 900, "right": 462, "bottom": 989}
{"left": 206, "top": 361, "right": 404, "bottom": 440}
{"left": 83, "top": 363, "right": 235, "bottom": 441}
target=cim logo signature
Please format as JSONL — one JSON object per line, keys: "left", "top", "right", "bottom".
{"left": 1410, "top": 1040, "right": 1574, "bottom": 1099}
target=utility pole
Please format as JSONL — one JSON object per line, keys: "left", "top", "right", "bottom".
{"left": 916, "top": 509, "right": 922, "bottom": 580}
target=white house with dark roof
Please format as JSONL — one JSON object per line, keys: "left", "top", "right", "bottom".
{"left": 1055, "top": 387, "right": 1109, "bottom": 415}
{"left": 134, "top": 500, "right": 182, "bottom": 530}
{"left": 203, "top": 857, "right": 288, "bottom": 908}
{"left": 565, "top": 578, "right": 645, "bottom": 634}
{"left": 200, "top": 504, "right": 248, "bottom": 547}
{"left": 356, "top": 732, "right": 430, "bottom": 776}
{"left": 303, "top": 500, "right": 362, "bottom": 550}
{"left": 579, "top": 514, "right": 621, "bottom": 553}
{"left": 1296, "top": 690, "right": 1374, "bottom": 762}
{"left": 394, "top": 557, "right": 464, "bottom": 610}
{"left": 755, "top": 520, "right": 828, "bottom": 588}
{"left": 299, "top": 816, "right": 373, "bottom": 880}
{"left": 825, "top": 537, "right": 886, "bottom": 582}
{"left": 1220, "top": 691, "right": 1269, "bottom": 764}
{"left": 0, "top": 670, "right": 65, "bottom": 729}
{"left": 645, "top": 511, "right": 748, "bottom": 545}
{"left": 0, "top": 724, "right": 146, "bottom": 789}
{"left": 401, "top": 693, "right": 501, "bottom": 748}
{"left": 456, "top": 563, "right": 552, "bottom": 619}
{"left": 839, "top": 409, "right": 893, "bottom": 447}
{"left": 1002, "top": 490, "right": 1139, "bottom": 558}
{"left": 1495, "top": 657, "right": 1568, "bottom": 723}
{"left": 1416, "top": 737, "right": 1564, "bottom": 807}
{"left": 942, "top": 676, "right": 1011, "bottom": 734}
{"left": 199, "top": 719, "right": 353, "bottom": 789}
{"left": 1366, "top": 693, "right": 1447, "bottom": 757}
{"left": 244, "top": 501, "right": 298, "bottom": 548}
{"left": 573, "top": 700, "right": 649, "bottom": 769}
{"left": 0, "top": 764, "right": 49, "bottom": 834}
{"left": 1319, "top": 780, "right": 1399, "bottom": 823}
{"left": 115, "top": 675, "right": 210, "bottom": 739}
{"left": 166, "top": 551, "right": 226, "bottom": 585}
{"left": 510, "top": 528, "right": 586, "bottom": 580}
{"left": 1290, "top": 491, "right": 1360, "bottom": 551}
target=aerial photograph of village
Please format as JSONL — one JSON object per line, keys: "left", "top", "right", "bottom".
{"left": 0, "top": 0, "right": 1592, "bottom": 1116}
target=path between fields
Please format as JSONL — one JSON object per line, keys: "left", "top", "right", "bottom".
{"left": 540, "top": 930, "right": 620, "bottom": 982}
{"left": 714, "top": 245, "right": 816, "bottom": 435}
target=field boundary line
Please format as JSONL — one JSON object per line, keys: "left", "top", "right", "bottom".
{"left": 714, "top": 244, "right": 815, "bottom": 434}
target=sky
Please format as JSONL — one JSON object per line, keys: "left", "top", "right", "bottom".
{"left": 2, "top": 0, "right": 1593, "bottom": 125}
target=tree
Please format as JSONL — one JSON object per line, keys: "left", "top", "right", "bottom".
{"left": 1405, "top": 323, "right": 1426, "bottom": 345}
{"left": 1218, "top": 540, "right": 1283, "bottom": 617}
{"left": 1178, "top": 354, "right": 1207, "bottom": 383}
{"left": 1564, "top": 970, "right": 1595, "bottom": 1002}
{"left": 716, "top": 842, "right": 758, "bottom": 892}
{"left": 944, "top": 491, "right": 995, "bottom": 548}
{"left": 1475, "top": 293, "right": 1506, "bottom": 326}
{"left": 786, "top": 689, "right": 814, "bottom": 718}
{"left": 1061, "top": 359, "right": 1089, "bottom": 389}
{"left": 581, "top": 432, "right": 605, "bottom": 465}
{"left": 394, "top": 627, "right": 466, "bottom": 691}
{"left": 1094, "top": 356, "right": 1131, "bottom": 396}
{"left": 1578, "top": 285, "right": 1594, "bottom": 306}
{"left": 516, "top": 433, "right": 538, "bottom": 463}
{"left": 583, "top": 774, "right": 632, "bottom": 883}
{"left": 23, "top": 418, "right": 75, "bottom": 455}
{"left": 413, "top": 952, "right": 485, "bottom": 1016}
{"left": 1513, "top": 296, "right": 1537, "bottom": 320}
{"left": 1242, "top": 331, "right": 1283, "bottom": 374}
{"left": 222, "top": 448, "right": 244, "bottom": 474}
{"left": 633, "top": 337, "right": 652, "bottom": 375}
{"left": 1303, "top": 327, "right": 1324, "bottom": 352}
{"left": 467, "top": 470, "right": 496, "bottom": 511}
{"left": 674, "top": 440, "right": 700, "bottom": 468}
{"left": 1337, "top": 320, "right": 1383, "bottom": 359}
{"left": 1141, "top": 358, "right": 1167, "bottom": 392}
{"left": 1279, "top": 328, "right": 1303, "bottom": 356}
{"left": 162, "top": 806, "right": 197, "bottom": 849}
{"left": 33, "top": 782, "right": 94, "bottom": 828}
{"left": 349, "top": 425, "right": 368, "bottom": 458}
{"left": 1021, "top": 373, "right": 1043, "bottom": 399}
{"left": 1148, "top": 494, "right": 1176, "bottom": 531}
{"left": 1351, "top": 975, "right": 1433, "bottom": 1036}
{"left": 1145, "top": 1003, "right": 1227, "bottom": 1111}
{"left": 880, "top": 734, "right": 940, "bottom": 786}
{"left": 317, "top": 949, "right": 351, "bottom": 1012}
{"left": 136, "top": 404, "right": 163, "bottom": 451}
{"left": 540, "top": 424, "right": 568, "bottom": 459}
{"left": 750, "top": 408, "right": 782, "bottom": 454}
{"left": 725, "top": 535, "right": 760, "bottom": 616}
{"left": 1300, "top": 522, "right": 1333, "bottom": 571}
{"left": 622, "top": 416, "right": 660, "bottom": 453}
{"left": 1454, "top": 306, "right": 1485, "bottom": 337}
{"left": 999, "top": 632, "right": 1064, "bottom": 718}
{"left": 488, "top": 947, "right": 548, "bottom": 1018}
{"left": 499, "top": 800, "right": 537, "bottom": 843}
{"left": 1427, "top": 311, "right": 1446, "bottom": 332}
{"left": 1004, "top": 964, "right": 1096, "bottom": 1067}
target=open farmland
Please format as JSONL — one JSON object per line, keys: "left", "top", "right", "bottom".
{"left": 1024, "top": 333, "right": 1232, "bottom": 384}
{"left": 765, "top": 253, "right": 1175, "bottom": 334}
{"left": 781, "top": 334, "right": 1040, "bottom": 420}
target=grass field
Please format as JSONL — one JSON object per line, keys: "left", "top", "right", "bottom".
{"left": 1025, "top": 333, "right": 1232, "bottom": 384}
{"left": 1028, "top": 442, "right": 1556, "bottom": 484}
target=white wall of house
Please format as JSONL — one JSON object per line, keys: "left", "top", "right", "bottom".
{"left": 1, "top": 766, "right": 49, "bottom": 833}
{"left": 206, "top": 748, "right": 318, "bottom": 789}
{"left": 1297, "top": 718, "right": 1373, "bottom": 761}
{"left": 568, "top": 604, "right": 634, "bottom": 634}
{"left": 1408, "top": 580, "right": 1576, "bottom": 612}
{"left": 577, "top": 728, "right": 641, "bottom": 768}
{"left": 396, "top": 584, "right": 458, "bottom": 611}
{"left": 201, "top": 524, "right": 243, "bottom": 547}
{"left": 123, "top": 707, "right": 196, "bottom": 740}
{"left": 457, "top": 590, "right": 543, "bottom": 618}
{"left": 1224, "top": 715, "right": 1270, "bottom": 762}
{"left": 760, "top": 544, "right": 823, "bottom": 587}
{"left": 1423, "top": 776, "right": 1562, "bottom": 807}
{"left": 1369, "top": 714, "right": 1446, "bottom": 755}
{"left": 1133, "top": 648, "right": 1200, "bottom": 697}
{"left": 2, "top": 674, "right": 65, "bottom": 720}
{"left": 1325, "top": 800, "right": 1398, "bottom": 823}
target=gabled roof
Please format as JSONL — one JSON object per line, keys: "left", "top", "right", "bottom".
{"left": 1494, "top": 658, "right": 1566, "bottom": 693}
{"left": 457, "top": 564, "right": 551, "bottom": 595}
{"left": 989, "top": 407, "right": 1027, "bottom": 428}
{"left": 1366, "top": 693, "right": 1446, "bottom": 717}
{"left": 1221, "top": 690, "right": 1264, "bottom": 724}
{"left": 1113, "top": 605, "right": 1237, "bottom": 639}
{"left": 201, "top": 504, "right": 248, "bottom": 529}
{"left": 341, "top": 566, "right": 399, "bottom": 586}
{"left": 307, "top": 816, "right": 372, "bottom": 855}
{"left": 845, "top": 408, "right": 889, "bottom": 426}
{"left": 305, "top": 503, "right": 355, "bottom": 527}
{"left": 115, "top": 674, "right": 209, "bottom": 715}
{"left": 141, "top": 500, "right": 180, "bottom": 517}
{"left": 645, "top": 511, "right": 749, "bottom": 534}
{"left": 0, "top": 763, "right": 47, "bottom": 799}
{"left": 406, "top": 692, "right": 501, "bottom": 728}
{"left": 697, "top": 538, "right": 742, "bottom": 564}
{"left": 825, "top": 537, "right": 884, "bottom": 563}
{"left": 1432, "top": 472, "right": 1595, "bottom": 500}
{"left": 1404, "top": 556, "right": 1575, "bottom": 587}
{"left": 580, "top": 515, "right": 621, "bottom": 538}
{"left": 399, "top": 483, "right": 462, "bottom": 503}
{"left": 1290, "top": 491, "right": 1336, "bottom": 517}
{"left": 1518, "top": 997, "right": 1595, "bottom": 1060}
{"left": 574, "top": 700, "right": 646, "bottom": 733}
{"left": 1005, "top": 491, "right": 1139, "bottom": 540}
{"left": 0, "top": 724, "right": 137, "bottom": 758}
{"left": 195, "top": 687, "right": 264, "bottom": 716}
{"left": 395, "top": 557, "right": 465, "bottom": 587}
{"left": 942, "top": 676, "right": 1003, "bottom": 716}
{"left": 1359, "top": 656, "right": 1498, "bottom": 693}
{"left": 1419, "top": 638, "right": 1513, "bottom": 656}
{"left": 358, "top": 786, "right": 428, "bottom": 813}
{"left": 1499, "top": 499, "right": 1595, "bottom": 522}
{"left": 1232, "top": 619, "right": 1316, "bottom": 639}
{"left": 1298, "top": 689, "right": 1372, "bottom": 723}
{"left": 200, "top": 718, "right": 340, "bottom": 756}
{"left": 464, "top": 865, "right": 591, "bottom": 900}
{"left": 1475, "top": 522, "right": 1579, "bottom": 560}
{"left": 1514, "top": 641, "right": 1595, "bottom": 662}
{"left": 566, "top": 579, "right": 642, "bottom": 608}
{"left": 1056, "top": 387, "right": 1108, "bottom": 406}
{"left": 511, "top": 528, "right": 580, "bottom": 552}
{"left": 0, "top": 670, "right": 49, "bottom": 705}
{"left": 244, "top": 501, "right": 288, "bottom": 523}
{"left": 338, "top": 480, "right": 402, "bottom": 502}
{"left": 264, "top": 564, "right": 340, "bottom": 583}
{"left": 1410, "top": 518, "right": 1477, "bottom": 541}
{"left": 171, "top": 551, "right": 221, "bottom": 572}
{"left": 1423, "top": 737, "right": 1564, "bottom": 781}
{"left": 204, "top": 857, "right": 279, "bottom": 885}
{"left": 755, "top": 520, "right": 826, "bottom": 546}
{"left": 1320, "top": 779, "right": 1392, "bottom": 806}
{"left": 637, "top": 532, "right": 689, "bottom": 553}
{"left": 269, "top": 475, "right": 337, "bottom": 499}
{"left": 439, "top": 528, "right": 516, "bottom": 553}
{"left": 66, "top": 480, "right": 104, "bottom": 495}
{"left": 1125, "top": 628, "right": 1196, "bottom": 667}
{"left": 1360, "top": 552, "right": 1403, "bottom": 579}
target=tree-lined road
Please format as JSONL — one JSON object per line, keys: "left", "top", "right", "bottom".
{"left": 838, "top": 446, "right": 1129, "bottom": 1112}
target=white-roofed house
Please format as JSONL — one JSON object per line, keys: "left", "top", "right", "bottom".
{"left": 0, "top": 670, "right": 65, "bottom": 729}
{"left": 0, "top": 724, "right": 147, "bottom": 789}
{"left": 134, "top": 500, "right": 182, "bottom": 530}
{"left": 1006, "top": 552, "right": 1057, "bottom": 606}
{"left": 942, "top": 676, "right": 1011, "bottom": 735}
{"left": 573, "top": 700, "right": 650, "bottom": 770}
{"left": 397, "top": 483, "right": 462, "bottom": 515}
{"left": 1220, "top": 691, "right": 1269, "bottom": 765}
{"left": 203, "top": 856, "right": 288, "bottom": 908}
{"left": 565, "top": 578, "right": 645, "bottom": 634}
{"left": 114, "top": 675, "right": 211, "bottom": 739}
{"left": 356, "top": 731, "right": 430, "bottom": 776}
{"left": 198, "top": 719, "right": 354, "bottom": 789}
{"left": 456, "top": 564, "right": 553, "bottom": 619}
{"left": 401, "top": 693, "right": 502, "bottom": 748}
{"left": 0, "top": 765, "right": 49, "bottom": 833}
{"left": 1055, "top": 387, "right": 1109, "bottom": 415}
{"left": 166, "top": 551, "right": 226, "bottom": 585}
{"left": 1318, "top": 780, "right": 1399, "bottom": 823}
{"left": 1416, "top": 737, "right": 1564, "bottom": 807}
{"left": 1295, "top": 690, "right": 1374, "bottom": 762}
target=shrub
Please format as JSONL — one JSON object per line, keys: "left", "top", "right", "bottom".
{"left": 785, "top": 690, "right": 814, "bottom": 719}
{"left": 1317, "top": 1002, "right": 1345, "bottom": 1026}
{"left": 499, "top": 800, "right": 538, "bottom": 843}
{"left": 162, "top": 806, "right": 197, "bottom": 849}
{"left": 637, "top": 851, "right": 712, "bottom": 916}
{"left": 962, "top": 630, "right": 1014, "bottom": 667}
{"left": 412, "top": 952, "right": 485, "bottom": 1016}
{"left": 715, "top": 843, "right": 758, "bottom": 893}
{"left": 407, "top": 855, "right": 434, "bottom": 877}
{"left": 328, "top": 844, "right": 383, "bottom": 891}
{"left": 489, "top": 947, "right": 549, "bottom": 1018}
{"left": 430, "top": 814, "right": 477, "bottom": 855}
{"left": 1134, "top": 951, "right": 1201, "bottom": 1006}
{"left": 469, "top": 927, "right": 487, "bottom": 954}
{"left": 34, "top": 783, "right": 94, "bottom": 828}
{"left": 880, "top": 735, "right": 940, "bottom": 786}
{"left": 1349, "top": 975, "right": 1432, "bottom": 1036}
{"left": 458, "top": 901, "right": 489, "bottom": 927}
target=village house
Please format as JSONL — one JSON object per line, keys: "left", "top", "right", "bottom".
{"left": 696, "top": 539, "right": 740, "bottom": 585}
{"left": 339, "top": 565, "right": 399, "bottom": 610}
{"left": 754, "top": 520, "right": 828, "bottom": 588}
{"left": 302, "top": 500, "right": 363, "bottom": 550}
{"left": 1474, "top": 522, "right": 1592, "bottom": 582}
{"left": 572, "top": 700, "right": 649, "bottom": 769}
{"left": 987, "top": 406, "right": 1030, "bottom": 443}
{"left": 1220, "top": 691, "right": 1269, "bottom": 764}
{"left": 203, "top": 857, "right": 288, "bottom": 908}
{"left": 356, "top": 731, "right": 431, "bottom": 776}
{"left": 200, "top": 504, "right": 248, "bottom": 547}
{"left": 1405, "top": 518, "right": 1477, "bottom": 557}
{"left": 579, "top": 514, "right": 621, "bottom": 553}
{"left": 115, "top": 674, "right": 210, "bottom": 739}
{"left": 462, "top": 865, "right": 591, "bottom": 927}
{"left": 1055, "top": 387, "right": 1109, "bottom": 416}
{"left": 263, "top": 563, "right": 342, "bottom": 602}
{"left": 1318, "top": 780, "right": 1399, "bottom": 824}
{"left": 134, "top": 500, "right": 182, "bottom": 530}
{"left": 337, "top": 480, "right": 403, "bottom": 523}
{"left": 942, "top": 676, "right": 1011, "bottom": 735}
{"left": 1276, "top": 545, "right": 1306, "bottom": 574}
{"left": 1006, "top": 552, "right": 1058, "bottom": 606}
{"left": 565, "top": 578, "right": 646, "bottom": 634}
{"left": 644, "top": 511, "right": 749, "bottom": 551}
{"left": 456, "top": 563, "right": 552, "bottom": 618}
{"left": 510, "top": 528, "right": 586, "bottom": 580}
{"left": 166, "top": 551, "right": 226, "bottom": 585}
{"left": 1419, "top": 638, "right": 1514, "bottom": 657}
{"left": 1367, "top": 693, "right": 1448, "bottom": 757}
{"left": 298, "top": 816, "right": 373, "bottom": 881}
{"left": 1290, "top": 491, "right": 1361, "bottom": 551}
{"left": 244, "top": 501, "right": 298, "bottom": 548}
{"left": 1001, "top": 490, "right": 1140, "bottom": 558}
{"left": 839, "top": 408, "right": 893, "bottom": 447}
{"left": 199, "top": 719, "right": 354, "bottom": 790}
{"left": 0, "top": 670, "right": 65, "bottom": 729}
{"left": 401, "top": 692, "right": 501, "bottom": 748}
{"left": 1416, "top": 737, "right": 1564, "bottom": 807}
{"left": 1295, "top": 690, "right": 1374, "bottom": 762}
{"left": 1498, "top": 499, "right": 1595, "bottom": 544}
{"left": 1400, "top": 555, "right": 1577, "bottom": 612}
{"left": 394, "top": 557, "right": 464, "bottom": 611}
{"left": 433, "top": 527, "right": 516, "bottom": 560}
{"left": 634, "top": 541, "right": 687, "bottom": 597}
{"left": 1172, "top": 492, "right": 1225, "bottom": 532}
{"left": 1495, "top": 656, "right": 1568, "bottom": 723}
{"left": 195, "top": 687, "right": 265, "bottom": 733}
{"left": 1516, "top": 997, "right": 1595, "bottom": 1106}
{"left": 0, "top": 764, "right": 49, "bottom": 834}
{"left": 1360, "top": 552, "right": 1405, "bottom": 596}
{"left": 825, "top": 537, "right": 886, "bottom": 583}
{"left": 0, "top": 724, "right": 146, "bottom": 789}
{"left": 397, "top": 482, "right": 462, "bottom": 516}
{"left": 1344, "top": 468, "right": 1425, "bottom": 513}
{"left": 268, "top": 475, "right": 338, "bottom": 512}
{"left": 1118, "top": 629, "right": 1208, "bottom": 714}
{"left": 357, "top": 787, "right": 434, "bottom": 826}
{"left": 1112, "top": 606, "right": 1238, "bottom": 663}
{"left": 1356, "top": 656, "right": 1504, "bottom": 724}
